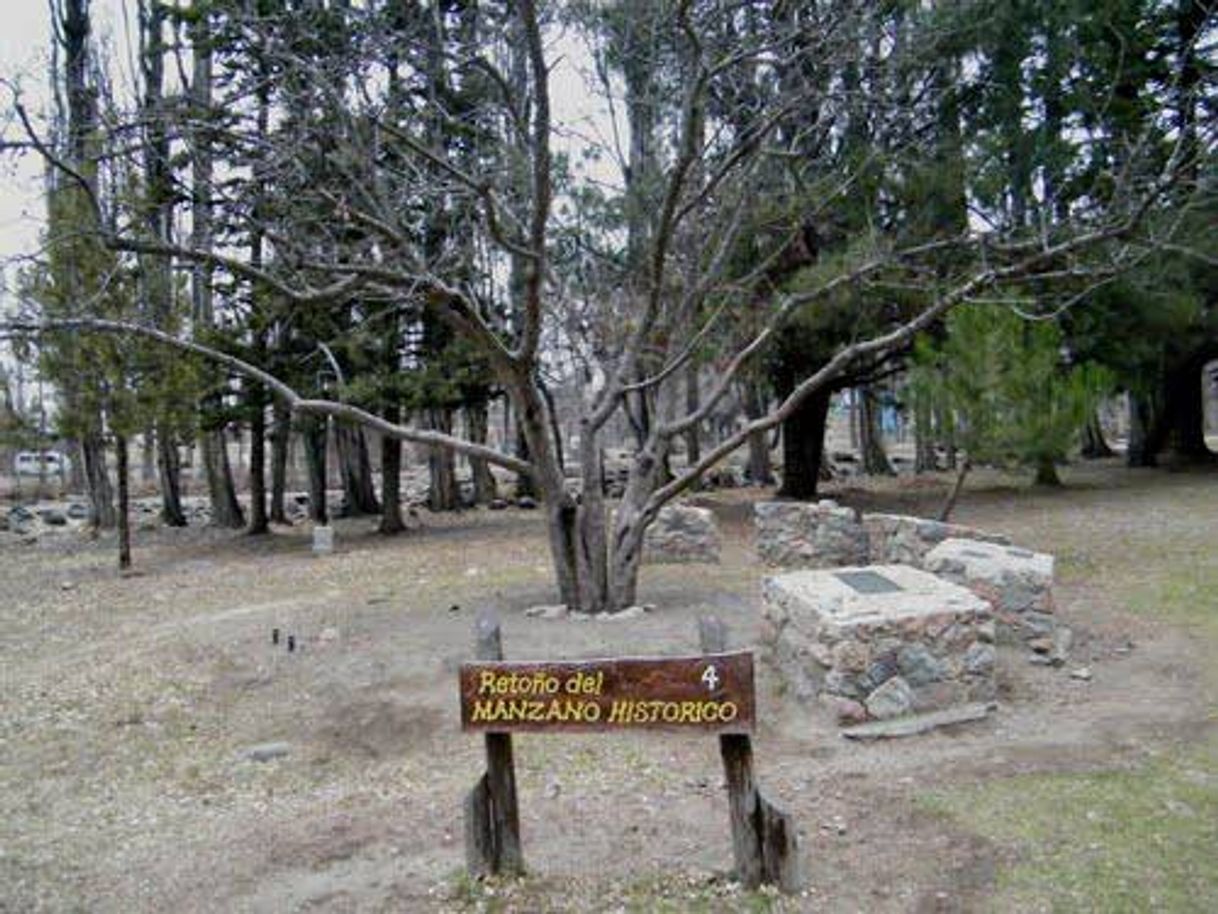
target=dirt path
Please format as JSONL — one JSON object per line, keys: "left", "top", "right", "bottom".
{"left": 2, "top": 462, "right": 1215, "bottom": 912}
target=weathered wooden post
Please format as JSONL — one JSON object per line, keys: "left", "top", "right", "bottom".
{"left": 699, "top": 615, "right": 800, "bottom": 892}
{"left": 463, "top": 608, "right": 523, "bottom": 877}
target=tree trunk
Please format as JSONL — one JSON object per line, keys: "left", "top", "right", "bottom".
{"left": 82, "top": 430, "right": 116, "bottom": 529}
{"left": 428, "top": 408, "right": 460, "bottom": 512}
{"left": 1126, "top": 391, "right": 1159, "bottom": 467}
{"left": 776, "top": 387, "right": 831, "bottom": 500}
{"left": 116, "top": 433, "right": 131, "bottom": 570}
{"left": 1080, "top": 409, "right": 1114, "bottom": 458}
{"left": 1156, "top": 354, "right": 1215, "bottom": 464}
{"left": 513, "top": 420, "right": 537, "bottom": 499}
{"left": 303, "top": 417, "right": 329, "bottom": 525}
{"left": 467, "top": 402, "right": 498, "bottom": 504}
{"left": 336, "top": 423, "right": 380, "bottom": 515}
{"left": 269, "top": 399, "right": 290, "bottom": 523}
{"left": 1034, "top": 456, "right": 1062, "bottom": 486}
{"left": 156, "top": 426, "right": 186, "bottom": 526}
{"left": 860, "top": 385, "right": 895, "bottom": 476}
{"left": 914, "top": 397, "right": 937, "bottom": 472}
{"left": 684, "top": 362, "right": 701, "bottom": 470}
{"left": 379, "top": 411, "right": 406, "bottom": 534}
{"left": 741, "top": 382, "right": 774, "bottom": 485}
{"left": 141, "top": 427, "right": 156, "bottom": 483}
{"left": 247, "top": 394, "right": 269, "bottom": 534}
{"left": 202, "top": 427, "right": 245, "bottom": 528}
{"left": 938, "top": 456, "right": 971, "bottom": 522}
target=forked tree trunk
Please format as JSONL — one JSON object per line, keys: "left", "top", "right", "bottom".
{"left": 156, "top": 427, "right": 186, "bottom": 526}
{"left": 269, "top": 400, "right": 290, "bottom": 523}
{"left": 467, "top": 402, "right": 498, "bottom": 504}
{"left": 116, "top": 433, "right": 131, "bottom": 570}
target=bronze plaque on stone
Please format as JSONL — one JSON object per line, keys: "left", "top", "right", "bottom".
{"left": 459, "top": 652, "right": 755, "bottom": 734}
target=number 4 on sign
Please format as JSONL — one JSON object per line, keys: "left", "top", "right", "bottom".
{"left": 701, "top": 664, "right": 720, "bottom": 692}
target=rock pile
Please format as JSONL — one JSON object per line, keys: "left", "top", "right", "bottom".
{"left": 642, "top": 505, "right": 721, "bottom": 564}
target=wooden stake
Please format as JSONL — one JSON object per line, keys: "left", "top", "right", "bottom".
{"left": 699, "top": 615, "right": 800, "bottom": 892}
{"left": 464, "top": 608, "right": 523, "bottom": 877}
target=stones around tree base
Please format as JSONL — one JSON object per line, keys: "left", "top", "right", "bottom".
{"left": 924, "top": 537, "right": 1055, "bottom": 639}
{"left": 642, "top": 504, "right": 721, "bottom": 564}
{"left": 762, "top": 565, "right": 995, "bottom": 725}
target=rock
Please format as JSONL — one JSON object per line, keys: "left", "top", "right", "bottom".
{"left": 8, "top": 506, "right": 33, "bottom": 523}
{"left": 516, "top": 496, "right": 538, "bottom": 510}
{"left": 312, "top": 525, "right": 334, "bottom": 555}
{"left": 1028, "top": 636, "right": 1053, "bottom": 654}
{"left": 66, "top": 503, "right": 89, "bottom": 520}
{"left": 488, "top": 498, "right": 510, "bottom": 511}
{"left": 607, "top": 605, "right": 646, "bottom": 621}
{"left": 865, "top": 676, "right": 914, "bottom": 720}
{"left": 1050, "top": 626, "right": 1074, "bottom": 666}
{"left": 524, "top": 604, "right": 569, "bottom": 620}
{"left": 925, "top": 538, "right": 1055, "bottom": 637}
{"left": 318, "top": 626, "right": 340, "bottom": 643}
{"left": 963, "top": 642, "right": 996, "bottom": 675}
{"left": 544, "top": 778, "right": 561, "bottom": 800}
{"left": 242, "top": 742, "right": 292, "bottom": 763}
{"left": 642, "top": 504, "right": 721, "bottom": 564}
{"left": 60, "top": 581, "right": 77, "bottom": 591}
{"left": 897, "top": 643, "right": 948, "bottom": 686}
{"left": 977, "top": 621, "right": 997, "bottom": 643}
{"left": 1069, "top": 666, "right": 1093, "bottom": 681}
{"left": 842, "top": 703, "right": 992, "bottom": 740}
{"left": 823, "top": 695, "right": 868, "bottom": 725}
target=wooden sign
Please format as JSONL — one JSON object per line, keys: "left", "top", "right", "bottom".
{"left": 459, "top": 651, "right": 755, "bottom": 734}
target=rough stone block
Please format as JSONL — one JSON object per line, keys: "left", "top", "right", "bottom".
{"left": 642, "top": 504, "right": 720, "bottom": 564}
{"left": 761, "top": 564, "right": 994, "bottom": 724}
{"left": 924, "top": 538, "right": 1054, "bottom": 638}
{"left": 754, "top": 500, "right": 868, "bottom": 568}
{"left": 862, "top": 513, "right": 1010, "bottom": 568}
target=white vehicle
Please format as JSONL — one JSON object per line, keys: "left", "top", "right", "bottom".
{"left": 13, "top": 450, "right": 71, "bottom": 478}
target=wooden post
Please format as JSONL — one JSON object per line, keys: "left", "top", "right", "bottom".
{"left": 699, "top": 615, "right": 800, "bottom": 893}
{"left": 464, "top": 609, "right": 524, "bottom": 877}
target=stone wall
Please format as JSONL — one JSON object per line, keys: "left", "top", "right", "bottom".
{"left": 642, "top": 504, "right": 721, "bottom": 564}
{"left": 924, "top": 538, "right": 1055, "bottom": 638}
{"left": 754, "top": 500, "right": 869, "bottom": 569}
{"left": 761, "top": 566, "right": 996, "bottom": 724}
{"left": 863, "top": 513, "right": 1010, "bottom": 567}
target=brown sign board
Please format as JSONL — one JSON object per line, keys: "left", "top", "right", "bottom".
{"left": 459, "top": 651, "right": 755, "bottom": 734}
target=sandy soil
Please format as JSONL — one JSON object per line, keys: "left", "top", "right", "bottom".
{"left": 1, "top": 460, "right": 1215, "bottom": 913}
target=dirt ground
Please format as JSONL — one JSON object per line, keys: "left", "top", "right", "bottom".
{"left": 2, "top": 460, "right": 1216, "bottom": 913}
